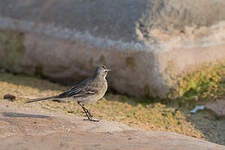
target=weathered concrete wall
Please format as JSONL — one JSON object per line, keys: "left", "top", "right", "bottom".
{"left": 0, "top": 0, "right": 225, "bottom": 98}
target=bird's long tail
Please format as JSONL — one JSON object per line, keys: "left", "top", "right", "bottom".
{"left": 25, "top": 96, "right": 57, "bottom": 103}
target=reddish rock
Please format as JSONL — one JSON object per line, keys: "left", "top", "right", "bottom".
{"left": 0, "top": 102, "right": 224, "bottom": 150}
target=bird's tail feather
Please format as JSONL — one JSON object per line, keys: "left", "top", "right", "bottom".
{"left": 25, "top": 96, "right": 57, "bottom": 103}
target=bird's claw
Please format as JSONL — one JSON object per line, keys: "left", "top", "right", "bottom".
{"left": 83, "top": 118, "right": 99, "bottom": 122}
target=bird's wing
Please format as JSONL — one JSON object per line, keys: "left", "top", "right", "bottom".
{"left": 72, "top": 88, "right": 98, "bottom": 98}
{"left": 57, "top": 80, "right": 97, "bottom": 98}
{"left": 57, "top": 85, "right": 82, "bottom": 98}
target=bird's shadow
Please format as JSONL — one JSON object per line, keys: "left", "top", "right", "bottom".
{"left": 2, "top": 112, "right": 49, "bottom": 118}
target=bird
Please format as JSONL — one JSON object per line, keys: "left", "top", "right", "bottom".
{"left": 25, "top": 65, "right": 110, "bottom": 122}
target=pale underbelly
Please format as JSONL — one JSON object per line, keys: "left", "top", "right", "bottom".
{"left": 76, "top": 94, "right": 104, "bottom": 104}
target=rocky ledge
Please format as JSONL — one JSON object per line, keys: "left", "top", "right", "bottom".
{"left": 0, "top": 102, "right": 224, "bottom": 150}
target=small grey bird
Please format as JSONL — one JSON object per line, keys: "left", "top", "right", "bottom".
{"left": 25, "top": 65, "right": 110, "bottom": 122}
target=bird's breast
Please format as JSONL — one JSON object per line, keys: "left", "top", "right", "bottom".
{"left": 96, "top": 80, "right": 108, "bottom": 98}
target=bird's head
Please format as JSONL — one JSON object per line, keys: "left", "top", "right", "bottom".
{"left": 93, "top": 65, "right": 110, "bottom": 79}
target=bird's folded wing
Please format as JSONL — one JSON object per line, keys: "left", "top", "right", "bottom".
{"left": 57, "top": 87, "right": 81, "bottom": 98}
{"left": 73, "top": 88, "right": 98, "bottom": 98}
{"left": 57, "top": 86, "right": 97, "bottom": 98}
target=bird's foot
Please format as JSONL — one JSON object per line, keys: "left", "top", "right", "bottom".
{"left": 83, "top": 118, "right": 99, "bottom": 122}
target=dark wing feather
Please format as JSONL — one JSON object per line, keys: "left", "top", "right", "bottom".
{"left": 56, "top": 79, "right": 97, "bottom": 98}
{"left": 57, "top": 85, "right": 82, "bottom": 98}
{"left": 72, "top": 88, "right": 98, "bottom": 98}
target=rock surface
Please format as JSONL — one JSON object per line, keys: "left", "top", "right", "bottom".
{"left": 0, "top": 0, "right": 225, "bottom": 98}
{"left": 0, "top": 0, "right": 225, "bottom": 42}
{"left": 0, "top": 102, "right": 224, "bottom": 150}
{"left": 206, "top": 99, "right": 225, "bottom": 118}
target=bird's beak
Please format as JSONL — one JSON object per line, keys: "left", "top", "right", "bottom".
{"left": 106, "top": 69, "right": 111, "bottom": 72}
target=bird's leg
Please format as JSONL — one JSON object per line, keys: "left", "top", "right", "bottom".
{"left": 78, "top": 102, "right": 99, "bottom": 122}
{"left": 82, "top": 106, "right": 93, "bottom": 118}
{"left": 78, "top": 102, "right": 92, "bottom": 117}
{"left": 78, "top": 102, "right": 91, "bottom": 118}
{"left": 83, "top": 107, "right": 93, "bottom": 118}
